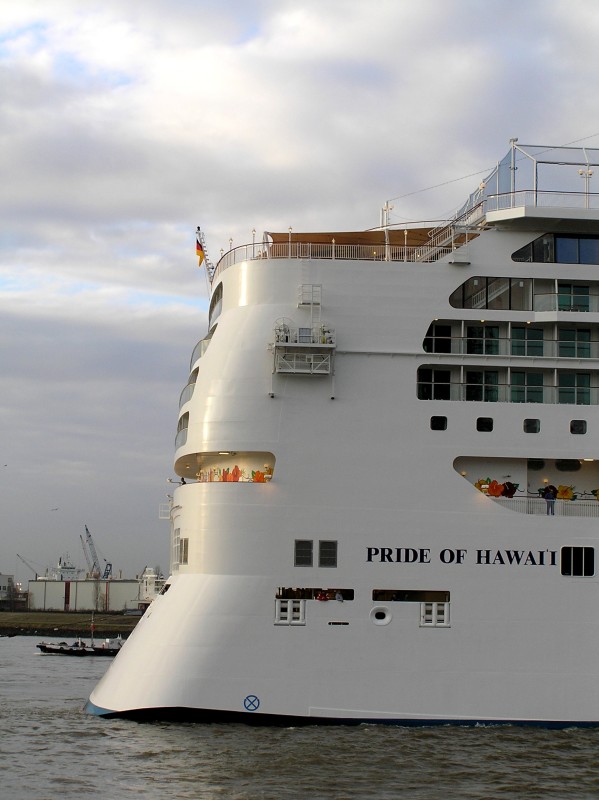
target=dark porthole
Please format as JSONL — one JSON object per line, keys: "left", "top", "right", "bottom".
{"left": 556, "top": 459, "right": 581, "bottom": 472}
{"left": 523, "top": 419, "right": 540, "bottom": 433}
{"left": 528, "top": 459, "right": 545, "bottom": 471}
{"left": 476, "top": 417, "right": 493, "bottom": 432}
{"left": 570, "top": 420, "right": 587, "bottom": 434}
{"left": 430, "top": 416, "right": 448, "bottom": 430}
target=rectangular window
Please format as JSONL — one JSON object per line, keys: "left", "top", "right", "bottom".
{"left": 172, "top": 527, "right": 181, "bottom": 570}
{"left": 555, "top": 237, "right": 579, "bottom": 264}
{"left": 417, "top": 368, "right": 451, "bottom": 400}
{"left": 476, "top": 417, "right": 493, "bottom": 432}
{"left": 559, "top": 328, "right": 591, "bottom": 358}
{"left": 179, "top": 538, "right": 189, "bottom": 565}
{"left": 420, "top": 602, "right": 451, "bottom": 627}
{"left": 558, "top": 284, "right": 590, "bottom": 312}
{"left": 466, "top": 325, "right": 499, "bottom": 355}
{"left": 466, "top": 370, "right": 499, "bottom": 402}
{"left": 561, "top": 546, "right": 594, "bottom": 577}
{"left": 294, "top": 540, "right": 313, "bottom": 567}
{"left": 558, "top": 373, "right": 590, "bottom": 405}
{"left": 523, "top": 418, "right": 541, "bottom": 433}
{"left": 274, "top": 599, "right": 306, "bottom": 625}
{"left": 319, "top": 540, "right": 338, "bottom": 568}
{"left": 570, "top": 420, "right": 587, "bottom": 434}
{"left": 511, "top": 371, "right": 543, "bottom": 403}
{"left": 430, "top": 415, "right": 447, "bottom": 430}
{"left": 423, "top": 323, "right": 452, "bottom": 353}
{"left": 511, "top": 326, "right": 544, "bottom": 357}
{"left": 579, "top": 238, "right": 599, "bottom": 265}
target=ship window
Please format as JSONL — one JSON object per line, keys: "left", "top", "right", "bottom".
{"left": 511, "top": 326, "right": 544, "bottom": 357}
{"left": 570, "top": 420, "right": 587, "bottom": 434}
{"left": 476, "top": 417, "right": 493, "bottom": 432}
{"left": 555, "top": 459, "right": 582, "bottom": 471}
{"left": 294, "top": 540, "right": 313, "bottom": 567}
{"left": 558, "top": 372, "right": 591, "bottom": 405}
{"left": 417, "top": 368, "right": 451, "bottom": 400}
{"left": 559, "top": 328, "right": 591, "bottom": 358}
{"left": 558, "top": 284, "right": 590, "bottom": 312}
{"left": 420, "top": 602, "right": 450, "bottom": 627}
{"left": 274, "top": 599, "right": 306, "bottom": 625}
{"left": 423, "top": 323, "right": 452, "bottom": 353}
{"left": 159, "top": 583, "right": 171, "bottom": 595}
{"left": 319, "top": 540, "right": 338, "bottom": 568}
{"left": 528, "top": 459, "right": 545, "bottom": 470}
{"left": 561, "top": 546, "right": 594, "bottom": 577}
{"left": 276, "top": 587, "right": 354, "bottom": 600}
{"left": 523, "top": 418, "right": 541, "bottom": 433}
{"left": 370, "top": 607, "right": 391, "bottom": 625}
{"left": 430, "top": 416, "right": 447, "bottom": 430}
{"left": 511, "top": 371, "right": 543, "bottom": 403}
{"left": 466, "top": 371, "right": 498, "bottom": 402}
{"left": 373, "top": 590, "right": 450, "bottom": 603}
{"left": 466, "top": 325, "right": 499, "bottom": 355}
{"left": 512, "top": 235, "right": 599, "bottom": 265}
{"left": 208, "top": 283, "right": 223, "bottom": 327}
{"left": 179, "top": 538, "right": 189, "bottom": 565}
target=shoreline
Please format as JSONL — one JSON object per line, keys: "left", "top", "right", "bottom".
{"left": 0, "top": 611, "right": 140, "bottom": 638}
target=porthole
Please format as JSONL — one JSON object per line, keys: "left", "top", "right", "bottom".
{"left": 370, "top": 606, "right": 391, "bottom": 625}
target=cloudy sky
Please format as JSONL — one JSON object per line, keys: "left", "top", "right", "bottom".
{"left": 2, "top": 0, "right": 599, "bottom": 582}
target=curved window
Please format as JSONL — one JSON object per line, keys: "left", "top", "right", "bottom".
{"left": 179, "top": 368, "right": 199, "bottom": 409}
{"left": 209, "top": 282, "right": 223, "bottom": 327}
{"left": 174, "top": 450, "right": 276, "bottom": 483}
{"left": 513, "top": 234, "right": 599, "bottom": 264}
{"left": 175, "top": 412, "right": 189, "bottom": 448}
{"left": 190, "top": 329, "right": 215, "bottom": 369}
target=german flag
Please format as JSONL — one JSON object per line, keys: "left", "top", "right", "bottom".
{"left": 196, "top": 235, "right": 205, "bottom": 265}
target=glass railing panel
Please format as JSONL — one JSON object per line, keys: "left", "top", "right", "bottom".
{"left": 179, "top": 383, "right": 196, "bottom": 409}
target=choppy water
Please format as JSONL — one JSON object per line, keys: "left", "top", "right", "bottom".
{"left": 2, "top": 636, "right": 599, "bottom": 799}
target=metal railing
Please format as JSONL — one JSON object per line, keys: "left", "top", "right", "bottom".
{"left": 179, "top": 382, "right": 196, "bottom": 409}
{"left": 190, "top": 336, "right": 212, "bottom": 369}
{"left": 275, "top": 353, "right": 332, "bottom": 374}
{"left": 489, "top": 496, "right": 599, "bottom": 517}
{"left": 424, "top": 335, "right": 599, "bottom": 359}
{"left": 210, "top": 241, "right": 453, "bottom": 283}
{"left": 417, "top": 380, "right": 597, "bottom": 404}
{"left": 209, "top": 189, "right": 599, "bottom": 283}
{"left": 274, "top": 325, "right": 336, "bottom": 346}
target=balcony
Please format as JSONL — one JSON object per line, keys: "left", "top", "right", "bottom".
{"left": 489, "top": 496, "right": 599, "bottom": 518}
{"left": 178, "top": 382, "right": 195, "bottom": 409}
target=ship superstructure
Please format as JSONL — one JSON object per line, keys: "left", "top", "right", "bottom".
{"left": 88, "top": 142, "right": 599, "bottom": 724}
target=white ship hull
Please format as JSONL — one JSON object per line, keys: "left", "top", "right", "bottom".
{"left": 88, "top": 142, "right": 599, "bottom": 725}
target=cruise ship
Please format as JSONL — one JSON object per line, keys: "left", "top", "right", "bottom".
{"left": 87, "top": 141, "right": 599, "bottom": 725}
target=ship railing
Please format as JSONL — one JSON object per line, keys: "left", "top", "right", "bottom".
{"left": 210, "top": 241, "right": 452, "bottom": 283}
{"left": 417, "top": 379, "right": 599, "bottom": 405}
{"left": 486, "top": 190, "right": 599, "bottom": 214}
{"left": 274, "top": 325, "right": 336, "bottom": 346}
{"left": 178, "top": 382, "right": 196, "bottom": 409}
{"left": 424, "top": 334, "right": 599, "bottom": 358}
{"left": 275, "top": 353, "right": 331, "bottom": 374}
{"left": 489, "top": 496, "right": 599, "bottom": 517}
{"left": 175, "top": 428, "right": 188, "bottom": 448}
{"left": 190, "top": 336, "right": 212, "bottom": 368}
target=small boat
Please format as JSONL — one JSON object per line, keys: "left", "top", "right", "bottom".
{"left": 37, "top": 635, "right": 124, "bottom": 657}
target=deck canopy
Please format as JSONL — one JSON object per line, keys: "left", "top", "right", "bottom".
{"left": 265, "top": 228, "right": 435, "bottom": 248}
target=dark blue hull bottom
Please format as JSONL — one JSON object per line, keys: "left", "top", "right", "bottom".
{"left": 84, "top": 702, "right": 598, "bottom": 728}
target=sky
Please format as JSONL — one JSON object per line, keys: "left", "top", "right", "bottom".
{"left": 3, "top": 0, "right": 599, "bottom": 583}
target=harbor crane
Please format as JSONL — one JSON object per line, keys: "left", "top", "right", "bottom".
{"left": 81, "top": 525, "right": 113, "bottom": 579}
{"left": 16, "top": 553, "right": 40, "bottom": 579}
